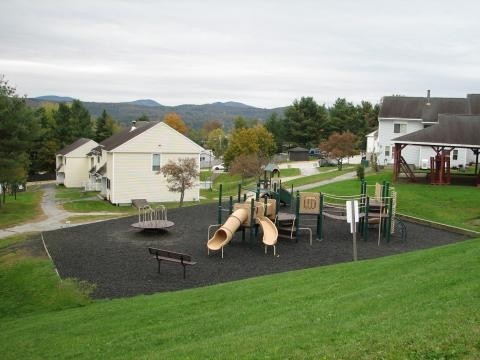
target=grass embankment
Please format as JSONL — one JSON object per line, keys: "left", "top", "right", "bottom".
{"left": 311, "top": 171, "right": 480, "bottom": 232}
{"left": 1, "top": 234, "right": 479, "bottom": 359}
{"left": 0, "top": 234, "right": 92, "bottom": 320}
{"left": 278, "top": 167, "right": 300, "bottom": 177}
{"left": 282, "top": 166, "right": 354, "bottom": 188}
{"left": 0, "top": 190, "right": 43, "bottom": 229}
{"left": 55, "top": 187, "right": 98, "bottom": 201}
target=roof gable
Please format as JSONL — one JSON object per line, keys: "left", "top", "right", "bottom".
{"left": 57, "top": 138, "right": 97, "bottom": 156}
{"left": 100, "top": 122, "right": 157, "bottom": 151}
{"left": 112, "top": 122, "right": 204, "bottom": 153}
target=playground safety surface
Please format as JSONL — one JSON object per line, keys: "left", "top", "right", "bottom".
{"left": 39, "top": 203, "right": 470, "bottom": 299}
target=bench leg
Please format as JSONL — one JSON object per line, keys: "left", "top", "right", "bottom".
{"left": 158, "top": 260, "right": 161, "bottom": 274}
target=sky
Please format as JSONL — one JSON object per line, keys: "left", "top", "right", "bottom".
{"left": 1, "top": 0, "right": 479, "bottom": 108}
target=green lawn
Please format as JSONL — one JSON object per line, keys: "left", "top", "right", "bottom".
{"left": 1, "top": 233, "right": 479, "bottom": 359}
{"left": 62, "top": 200, "right": 137, "bottom": 213}
{"left": 0, "top": 190, "right": 43, "bottom": 229}
{"left": 55, "top": 187, "right": 98, "bottom": 201}
{"left": 311, "top": 171, "right": 480, "bottom": 232}
{"left": 278, "top": 167, "right": 300, "bottom": 177}
{"left": 282, "top": 166, "right": 354, "bottom": 188}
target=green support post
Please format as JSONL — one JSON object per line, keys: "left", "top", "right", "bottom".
{"left": 229, "top": 196, "right": 233, "bottom": 215}
{"left": 243, "top": 193, "right": 247, "bottom": 202}
{"left": 256, "top": 183, "right": 260, "bottom": 201}
{"left": 290, "top": 184, "right": 294, "bottom": 207}
{"left": 386, "top": 197, "right": 393, "bottom": 242}
{"left": 237, "top": 183, "right": 241, "bottom": 203}
{"left": 218, "top": 184, "right": 223, "bottom": 225}
{"left": 264, "top": 196, "right": 268, "bottom": 216}
{"left": 317, "top": 193, "right": 323, "bottom": 240}
{"left": 295, "top": 191, "right": 300, "bottom": 243}
{"left": 363, "top": 197, "right": 369, "bottom": 241}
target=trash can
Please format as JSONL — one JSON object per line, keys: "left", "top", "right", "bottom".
{"left": 361, "top": 159, "right": 369, "bottom": 167}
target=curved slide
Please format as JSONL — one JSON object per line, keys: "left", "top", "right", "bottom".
{"left": 257, "top": 216, "right": 279, "bottom": 255}
{"left": 208, "top": 208, "right": 249, "bottom": 254}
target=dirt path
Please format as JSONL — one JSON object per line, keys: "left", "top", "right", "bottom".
{"left": 0, "top": 185, "right": 123, "bottom": 239}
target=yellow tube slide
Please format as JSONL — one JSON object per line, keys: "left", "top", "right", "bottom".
{"left": 207, "top": 208, "right": 249, "bottom": 251}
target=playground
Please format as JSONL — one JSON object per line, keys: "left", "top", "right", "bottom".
{"left": 41, "top": 190, "right": 469, "bottom": 298}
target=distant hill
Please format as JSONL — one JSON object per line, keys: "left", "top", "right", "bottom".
{"left": 35, "top": 95, "right": 75, "bottom": 102}
{"left": 129, "top": 99, "right": 161, "bottom": 107}
{"left": 27, "top": 97, "right": 286, "bottom": 130}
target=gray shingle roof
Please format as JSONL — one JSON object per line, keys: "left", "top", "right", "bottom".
{"left": 379, "top": 94, "right": 480, "bottom": 122}
{"left": 288, "top": 147, "right": 308, "bottom": 152}
{"left": 100, "top": 122, "right": 158, "bottom": 151}
{"left": 57, "top": 138, "right": 93, "bottom": 155}
{"left": 393, "top": 115, "right": 480, "bottom": 148}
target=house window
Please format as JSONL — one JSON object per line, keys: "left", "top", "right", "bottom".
{"left": 106, "top": 178, "right": 110, "bottom": 190}
{"left": 152, "top": 154, "right": 161, "bottom": 171}
{"left": 452, "top": 149, "right": 458, "bottom": 160}
{"left": 385, "top": 146, "right": 390, "bottom": 157}
{"left": 200, "top": 156, "right": 205, "bottom": 161}
{"left": 394, "top": 123, "right": 407, "bottom": 133}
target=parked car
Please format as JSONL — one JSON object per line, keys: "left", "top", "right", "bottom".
{"left": 308, "top": 148, "right": 321, "bottom": 157}
{"left": 212, "top": 163, "right": 226, "bottom": 171}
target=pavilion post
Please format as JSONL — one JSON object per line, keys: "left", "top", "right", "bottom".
{"left": 393, "top": 143, "right": 402, "bottom": 182}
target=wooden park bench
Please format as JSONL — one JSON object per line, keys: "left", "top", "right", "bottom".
{"left": 148, "top": 247, "right": 197, "bottom": 279}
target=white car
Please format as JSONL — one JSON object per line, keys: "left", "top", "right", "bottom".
{"left": 212, "top": 163, "right": 225, "bottom": 171}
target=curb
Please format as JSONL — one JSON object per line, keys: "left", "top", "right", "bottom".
{"left": 396, "top": 213, "right": 480, "bottom": 237}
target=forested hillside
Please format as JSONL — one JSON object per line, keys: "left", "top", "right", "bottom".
{"left": 26, "top": 98, "right": 285, "bottom": 130}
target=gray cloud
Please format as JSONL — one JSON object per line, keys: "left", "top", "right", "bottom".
{"left": 1, "top": 0, "right": 479, "bottom": 107}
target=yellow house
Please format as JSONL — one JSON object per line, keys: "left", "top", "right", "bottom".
{"left": 56, "top": 138, "right": 99, "bottom": 188}
{"left": 99, "top": 122, "right": 204, "bottom": 205}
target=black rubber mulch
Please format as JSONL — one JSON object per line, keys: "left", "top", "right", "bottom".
{"left": 42, "top": 203, "right": 470, "bottom": 299}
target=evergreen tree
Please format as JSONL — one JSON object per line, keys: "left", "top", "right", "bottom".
{"left": 95, "top": 110, "right": 118, "bottom": 142}
{"left": 283, "top": 97, "right": 328, "bottom": 148}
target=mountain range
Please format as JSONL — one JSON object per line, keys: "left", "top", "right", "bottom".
{"left": 27, "top": 96, "right": 286, "bottom": 129}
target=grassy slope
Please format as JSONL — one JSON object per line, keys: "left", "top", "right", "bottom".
{"left": 1, "top": 238, "right": 479, "bottom": 359}
{"left": 0, "top": 190, "right": 43, "bottom": 229}
{"left": 0, "top": 234, "right": 92, "bottom": 319}
{"left": 311, "top": 172, "right": 480, "bottom": 232}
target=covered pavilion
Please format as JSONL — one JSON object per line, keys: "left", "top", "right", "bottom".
{"left": 392, "top": 115, "right": 480, "bottom": 186}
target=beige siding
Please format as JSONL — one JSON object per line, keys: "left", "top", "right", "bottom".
{"left": 114, "top": 122, "right": 203, "bottom": 154}
{"left": 112, "top": 153, "right": 200, "bottom": 204}
{"left": 104, "top": 152, "right": 113, "bottom": 201}
{"left": 63, "top": 158, "right": 89, "bottom": 187}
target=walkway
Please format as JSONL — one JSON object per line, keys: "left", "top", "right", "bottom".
{"left": 0, "top": 185, "right": 121, "bottom": 239}
{"left": 292, "top": 171, "right": 356, "bottom": 192}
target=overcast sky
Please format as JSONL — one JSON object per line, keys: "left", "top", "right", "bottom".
{"left": 1, "top": 0, "right": 479, "bottom": 108}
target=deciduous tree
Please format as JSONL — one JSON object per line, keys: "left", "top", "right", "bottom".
{"left": 160, "top": 158, "right": 199, "bottom": 207}
{"left": 163, "top": 112, "right": 188, "bottom": 134}
{"left": 320, "top": 132, "right": 357, "bottom": 170}
{"left": 223, "top": 125, "right": 276, "bottom": 167}
{"left": 229, "top": 153, "right": 267, "bottom": 184}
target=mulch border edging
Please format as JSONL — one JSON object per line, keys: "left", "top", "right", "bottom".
{"left": 397, "top": 213, "right": 480, "bottom": 237}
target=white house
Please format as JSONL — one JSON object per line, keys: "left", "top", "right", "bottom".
{"left": 98, "top": 121, "right": 204, "bottom": 205}
{"left": 377, "top": 92, "right": 480, "bottom": 168}
{"left": 365, "top": 129, "right": 378, "bottom": 159}
{"left": 56, "top": 138, "right": 99, "bottom": 187}
{"left": 199, "top": 149, "right": 216, "bottom": 169}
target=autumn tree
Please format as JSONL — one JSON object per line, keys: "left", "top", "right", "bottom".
{"left": 163, "top": 112, "right": 188, "bottom": 134}
{"left": 160, "top": 158, "right": 199, "bottom": 207}
{"left": 223, "top": 125, "right": 276, "bottom": 167}
{"left": 202, "top": 119, "right": 222, "bottom": 134}
{"left": 319, "top": 132, "right": 357, "bottom": 170}
{"left": 229, "top": 153, "right": 267, "bottom": 184}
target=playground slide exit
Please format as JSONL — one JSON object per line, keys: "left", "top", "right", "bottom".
{"left": 207, "top": 208, "right": 249, "bottom": 251}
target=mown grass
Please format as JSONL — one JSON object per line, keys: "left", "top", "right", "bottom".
{"left": 0, "top": 234, "right": 92, "bottom": 320}
{"left": 1, "top": 237, "right": 479, "bottom": 359}
{"left": 283, "top": 166, "right": 355, "bottom": 188}
{"left": 62, "top": 200, "right": 137, "bottom": 213}
{"left": 278, "top": 167, "right": 300, "bottom": 177}
{"left": 0, "top": 190, "right": 43, "bottom": 229}
{"left": 55, "top": 187, "right": 98, "bottom": 201}
{"left": 311, "top": 171, "right": 480, "bottom": 232}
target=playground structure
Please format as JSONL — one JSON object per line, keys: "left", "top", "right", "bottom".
{"left": 207, "top": 179, "right": 406, "bottom": 258}
{"left": 207, "top": 183, "right": 279, "bottom": 257}
{"left": 131, "top": 199, "right": 175, "bottom": 230}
